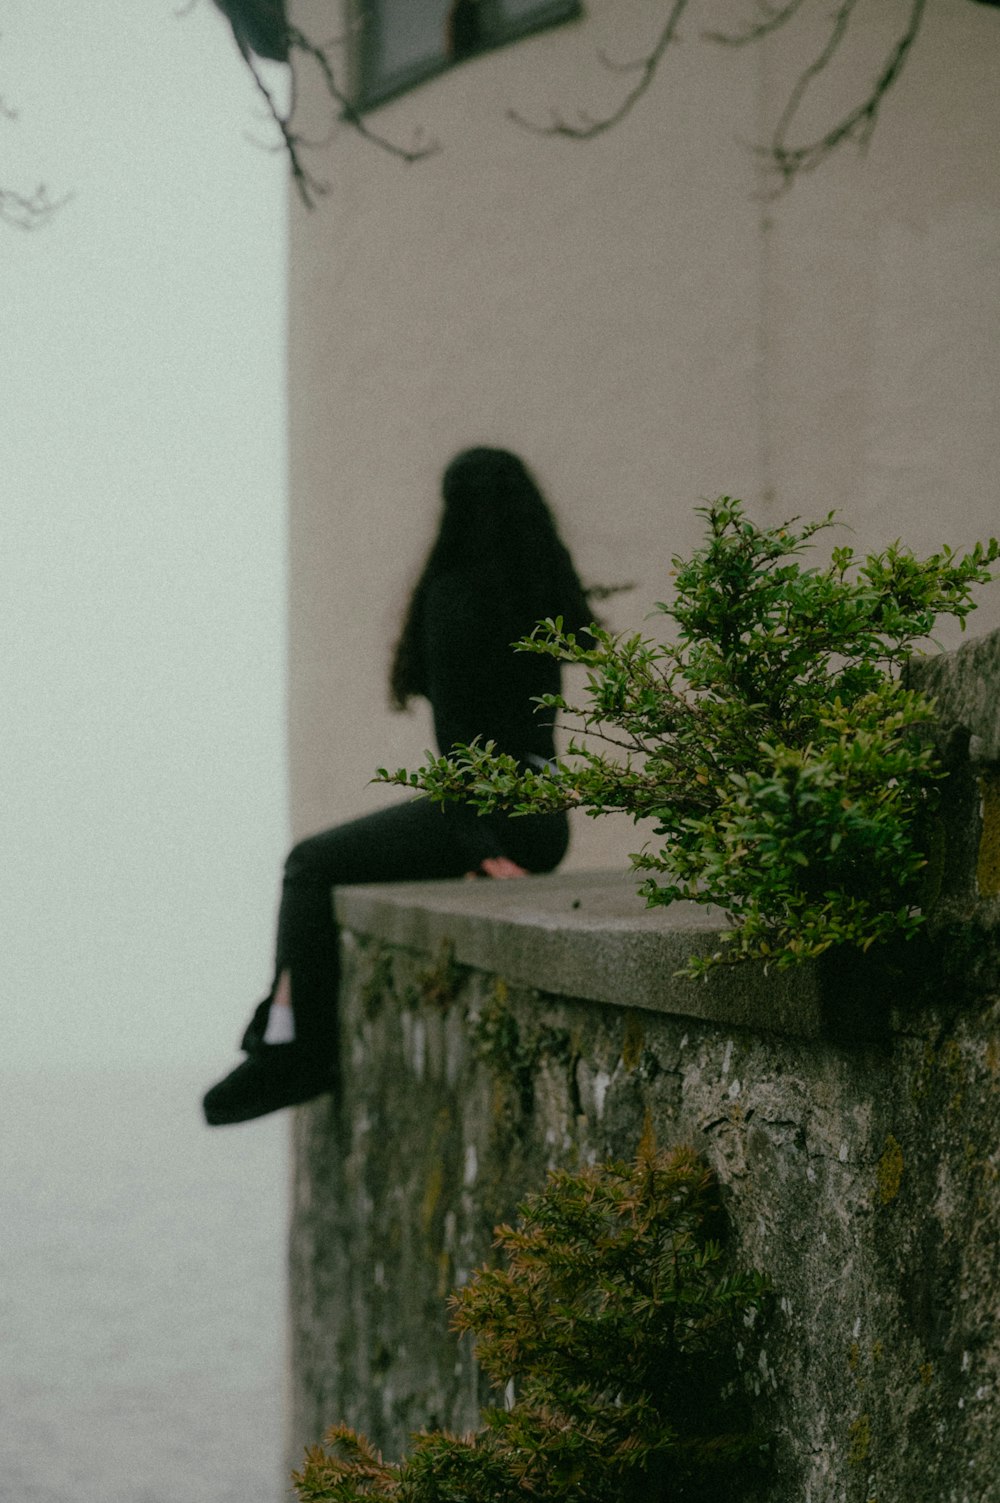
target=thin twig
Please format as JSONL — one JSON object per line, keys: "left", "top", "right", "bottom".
{"left": 507, "top": 0, "right": 690, "bottom": 140}
{"left": 767, "top": 0, "right": 928, "bottom": 186}
{"left": 225, "top": 0, "right": 934, "bottom": 198}
{"left": 289, "top": 26, "right": 440, "bottom": 168}
{"left": 219, "top": 14, "right": 439, "bottom": 209}
{"left": 704, "top": 0, "right": 808, "bottom": 46}
{"left": 242, "top": 43, "right": 328, "bottom": 207}
{"left": 0, "top": 184, "right": 70, "bottom": 230}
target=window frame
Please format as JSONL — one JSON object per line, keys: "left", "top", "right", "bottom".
{"left": 350, "top": 0, "right": 583, "bottom": 113}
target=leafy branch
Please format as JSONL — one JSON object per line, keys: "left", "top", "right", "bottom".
{"left": 377, "top": 501, "right": 999, "bottom": 975}
{"left": 293, "top": 1147, "right": 768, "bottom": 1501}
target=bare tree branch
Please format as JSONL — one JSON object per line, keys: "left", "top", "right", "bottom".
{"left": 704, "top": 0, "right": 809, "bottom": 47}
{"left": 766, "top": 0, "right": 929, "bottom": 187}
{"left": 506, "top": 0, "right": 691, "bottom": 140}
{"left": 505, "top": 0, "right": 936, "bottom": 187}
{"left": 240, "top": 33, "right": 327, "bottom": 208}
{"left": 1, "top": 72, "right": 69, "bottom": 229}
{"left": 0, "top": 182, "right": 69, "bottom": 230}
{"left": 220, "top": 11, "right": 438, "bottom": 207}
{"left": 290, "top": 26, "right": 439, "bottom": 171}
{"left": 219, "top": 0, "right": 975, "bottom": 198}
{"left": 771, "top": 0, "right": 864, "bottom": 159}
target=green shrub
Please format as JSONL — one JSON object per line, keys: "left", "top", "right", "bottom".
{"left": 378, "top": 501, "right": 997, "bottom": 973}
{"left": 292, "top": 1146, "right": 769, "bottom": 1502}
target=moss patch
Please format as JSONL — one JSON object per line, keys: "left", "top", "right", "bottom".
{"left": 621, "top": 1010, "right": 645, "bottom": 1071}
{"left": 876, "top": 1134, "right": 905, "bottom": 1205}
{"left": 361, "top": 945, "right": 396, "bottom": 1017}
{"left": 848, "top": 1412, "right": 872, "bottom": 1466}
{"left": 415, "top": 941, "right": 462, "bottom": 1010}
{"left": 976, "top": 771, "right": 1000, "bottom": 897}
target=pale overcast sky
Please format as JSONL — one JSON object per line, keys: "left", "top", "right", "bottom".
{"left": 2, "top": 0, "right": 290, "bottom": 1070}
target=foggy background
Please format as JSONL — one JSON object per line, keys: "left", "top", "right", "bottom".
{"left": 2, "top": 6, "right": 292, "bottom": 1499}
{"left": 3, "top": 0, "right": 289, "bottom": 1073}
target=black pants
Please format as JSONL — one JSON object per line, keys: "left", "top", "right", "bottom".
{"left": 271, "top": 798, "right": 569, "bottom": 1048}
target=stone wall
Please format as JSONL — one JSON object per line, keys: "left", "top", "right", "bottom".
{"left": 287, "top": 631, "right": 1000, "bottom": 1501}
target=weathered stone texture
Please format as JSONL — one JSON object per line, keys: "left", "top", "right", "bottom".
{"left": 287, "top": 631, "right": 1000, "bottom": 1501}
{"left": 288, "top": 884, "right": 1000, "bottom": 1501}
{"left": 909, "top": 626, "right": 1000, "bottom": 767}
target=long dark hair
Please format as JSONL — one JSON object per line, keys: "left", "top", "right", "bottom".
{"left": 390, "top": 447, "right": 591, "bottom": 710}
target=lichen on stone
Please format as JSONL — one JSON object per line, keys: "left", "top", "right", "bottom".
{"left": 876, "top": 1134, "right": 905, "bottom": 1204}
{"left": 976, "top": 771, "right": 1000, "bottom": 897}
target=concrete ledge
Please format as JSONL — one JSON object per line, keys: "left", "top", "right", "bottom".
{"left": 335, "top": 868, "right": 827, "bottom": 1040}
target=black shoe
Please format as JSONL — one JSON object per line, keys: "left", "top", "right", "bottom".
{"left": 239, "top": 994, "right": 274, "bottom": 1053}
{"left": 202, "top": 1042, "right": 335, "bottom": 1126}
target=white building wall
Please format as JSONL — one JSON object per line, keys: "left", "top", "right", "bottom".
{"left": 285, "top": 0, "right": 1000, "bottom": 869}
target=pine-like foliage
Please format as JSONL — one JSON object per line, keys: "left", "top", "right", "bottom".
{"left": 378, "top": 501, "right": 998, "bottom": 973}
{"left": 292, "top": 1146, "right": 769, "bottom": 1502}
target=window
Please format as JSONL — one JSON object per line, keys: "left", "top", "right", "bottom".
{"left": 352, "top": 0, "right": 582, "bottom": 110}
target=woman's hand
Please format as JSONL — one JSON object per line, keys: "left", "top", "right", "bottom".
{"left": 477, "top": 856, "right": 529, "bottom": 880}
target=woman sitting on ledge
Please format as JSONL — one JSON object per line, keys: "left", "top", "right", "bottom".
{"left": 202, "top": 447, "right": 592, "bottom": 1126}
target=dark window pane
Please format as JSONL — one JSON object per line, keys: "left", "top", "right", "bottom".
{"left": 356, "top": 0, "right": 581, "bottom": 108}
{"left": 496, "top": 0, "right": 578, "bottom": 22}
{"left": 374, "top": 0, "right": 450, "bottom": 77}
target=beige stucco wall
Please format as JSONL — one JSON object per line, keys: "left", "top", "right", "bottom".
{"left": 285, "top": 0, "right": 1000, "bottom": 868}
